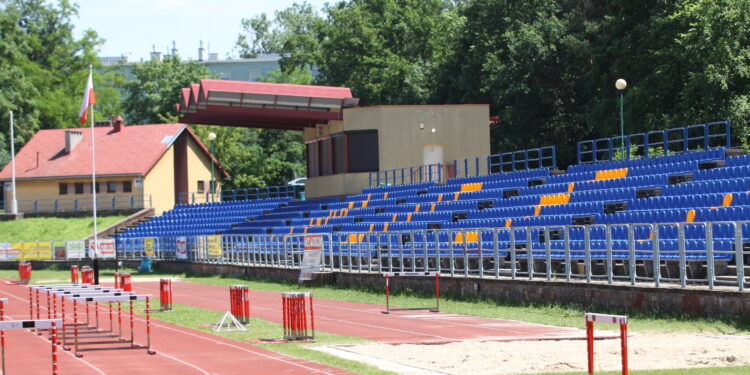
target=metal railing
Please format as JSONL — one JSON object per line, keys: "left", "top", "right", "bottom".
{"left": 368, "top": 146, "right": 557, "bottom": 188}
{"left": 176, "top": 186, "right": 301, "bottom": 205}
{"left": 116, "top": 221, "right": 748, "bottom": 291}
{"left": 577, "top": 121, "right": 731, "bottom": 165}
{"left": 3, "top": 195, "right": 150, "bottom": 214}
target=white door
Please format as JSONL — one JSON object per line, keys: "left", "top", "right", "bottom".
{"left": 422, "top": 144, "right": 444, "bottom": 182}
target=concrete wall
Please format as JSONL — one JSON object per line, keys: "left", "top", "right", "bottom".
{"left": 154, "top": 261, "right": 750, "bottom": 319}
{"left": 5, "top": 177, "right": 143, "bottom": 212}
{"left": 144, "top": 147, "right": 175, "bottom": 214}
{"left": 305, "top": 105, "right": 491, "bottom": 198}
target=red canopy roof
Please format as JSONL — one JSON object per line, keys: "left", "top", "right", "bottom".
{"left": 178, "top": 79, "right": 359, "bottom": 130}
{"left": 0, "top": 123, "right": 227, "bottom": 180}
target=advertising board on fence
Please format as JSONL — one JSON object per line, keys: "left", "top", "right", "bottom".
{"left": 88, "top": 239, "right": 116, "bottom": 259}
{"left": 66, "top": 240, "right": 86, "bottom": 259}
{"left": 1, "top": 241, "right": 53, "bottom": 260}
{"left": 176, "top": 237, "right": 188, "bottom": 260}
{"left": 207, "top": 235, "right": 222, "bottom": 258}
{"left": 299, "top": 234, "right": 324, "bottom": 281}
{"left": 144, "top": 237, "right": 155, "bottom": 257}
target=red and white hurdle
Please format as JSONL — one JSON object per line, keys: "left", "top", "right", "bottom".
{"left": 382, "top": 271, "right": 440, "bottom": 314}
{"left": 585, "top": 313, "right": 629, "bottom": 375}
{"left": 282, "top": 292, "right": 315, "bottom": 341}
{"left": 159, "top": 279, "right": 173, "bottom": 311}
{"left": 0, "top": 318, "right": 62, "bottom": 375}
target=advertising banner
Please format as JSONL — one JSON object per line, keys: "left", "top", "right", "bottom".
{"left": 88, "top": 239, "right": 116, "bottom": 259}
{"left": 144, "top": 237, "right": 155, "bottom": 257}
{"left": 176, "top": 237, "right": 188, "bottom": 260}
{"left": 207, "top": 235, "right": 222, "bottom": 258}
{"left": 66, "top": 240, "right": 86, "bottom": 259}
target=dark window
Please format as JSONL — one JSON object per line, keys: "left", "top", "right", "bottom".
{"left": 74, "top": 183, "right": 84, "bottom": 194}
{"left": 59, "top": 183, "right": 68, "bottom": 195}
{"left": 320, "top": 138, "right": 333, "bottom": 176}
{"left": 91, "top": 182, "right": 100, "bottom": 193}
{"left": 107, "top": 182, "right": 117, "bottom": 193}
{"left": 347, "top": 130, "right": 379, "bottom": 172}
{"left": 307, "top": 142, "right": 319, "bottom": 178}
{"left": 332, "top": 134, "right": 347, "bottom": 174}
{"left": 123, "top": 181, "right": 132, "bottom": 193}
{"left": 197, "top": 180, "right": 205, "bottom": 193}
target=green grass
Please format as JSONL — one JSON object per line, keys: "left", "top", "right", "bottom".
{"left": 137, "top": 300, "right": 394, "bottom": 375}
{"left": 0, "top": 216, "right": 127, "bottom": 241}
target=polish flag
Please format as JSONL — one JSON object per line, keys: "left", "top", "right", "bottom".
{"left": 79, "top": 70, "right": 96, "bottom": 124}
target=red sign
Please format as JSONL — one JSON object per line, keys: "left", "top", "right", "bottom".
{"left": 303, "top": 235, "right": 323, "bottom": 251}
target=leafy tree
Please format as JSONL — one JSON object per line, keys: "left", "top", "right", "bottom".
{"left": 121, "top": 56, "right": 211, "bottom": 124}
{"left": 0, "top": 0, "right": 103, "bottom": 166}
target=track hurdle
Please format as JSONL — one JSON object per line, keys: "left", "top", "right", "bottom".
{"left": 585, "top": 313, "right": 629, "bottom": 375}
{"left": 382, "top": 271, "right": 440, "bottom": 314}
{"left": 229, "top": 285, "right": 250, "bottom": 324}
{"left": 70, "top": 265, "right": 79, "bottom": 284}
{"left": 281, "top": 292, "right": 315, "bottom": 341}
{"left": 67, "top": 294, "right": 155, "bottom": 357}
{"left": 159, "top": 279, "right": 173, "bottom": 311}
{"left": 0, "top": 319, "right": 61, "bottom": 375}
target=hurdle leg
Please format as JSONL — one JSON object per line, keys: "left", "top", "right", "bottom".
{"left": 36, "top": 289, "right": 41, "bottom": 335}
{"left": 129, "top": 301, "right": 135, "bottom": 346}
{"left": 309, "top": 293, "right": 315, "bottom": 340}
{"left": 435, "top": 272, "right": 440, "bottom": 312}
{"left": 61, "top": 297, "right": 69, "bottom": 350}
{"left": 51, "top": 321, "right": 58, "bottom": 375}
{"left": 74, "top": 300, "right": 81, "bottom": 357}
{"left": 383, "top": 274, "right": 390, "bottom": 314}
{"left": 117, "top": 302, "right": 123, "bottom": 339}
{"left": 2, "top": 328, "right": 5, "bottom": 375}
{"left": 620, "top": 323, "right": 628, "bottom": 375}
{"left": 95, "top": 302, "right": 100, "bottom": 330}
{"left": 586, "top": 320, "right": 594, "bottom": 374}
{"left": 109, "top": 302, "right": 114, "bottom": 336}
{"left": 146, "top": 297, "right": 155, "bottom": 355}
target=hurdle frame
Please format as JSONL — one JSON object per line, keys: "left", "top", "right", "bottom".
{"left": 381, "top": 271, "right": 440, "bottom": 314}
{"left": 0, "top": 319, "right": 61, "bottom": 375}
{"left": 585, "top": 313, "right": 628, "bottom": 375}
{"left": 282, "top": 292, "right": 315, "bottom": 341}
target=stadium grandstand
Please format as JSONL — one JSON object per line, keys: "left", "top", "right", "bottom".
{"left": 118, "top": 115, "right": 748, "bottom": 290}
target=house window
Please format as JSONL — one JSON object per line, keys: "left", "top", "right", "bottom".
{"left": 123, "top": 181, "right": 132, "bottom": 193}
{"left": 91, "top": 182, "right": 100, "bottom": 193}
{"left": 74, "top": 183, "right": 84, "bottom": 194}
{"left": 197, "top": 180, "right": 205, "bottom": 193}
{"left": 59, "top": 183, "right": 68, "bottom": 195}
{"left": 107, "top": 182, "right": 117, "bottom": 193}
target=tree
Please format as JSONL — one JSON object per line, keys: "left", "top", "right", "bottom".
{"left": 121, "top": 56, "right": 211, "bottom": 125}
{"left": 0, "top": 0, "right": 104, "bottom": 166}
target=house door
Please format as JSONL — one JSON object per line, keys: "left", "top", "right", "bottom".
{"left": 422, "top": 144, "right": 444, "bottom": 182}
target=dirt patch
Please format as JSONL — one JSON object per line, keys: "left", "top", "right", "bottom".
{"left": 326, "top": 332, "right": 750, "bottom": 374}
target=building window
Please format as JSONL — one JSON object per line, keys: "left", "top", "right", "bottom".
{"left": 107, "top": 181, "right": 117, "bottom": 193}
{"left": 197, "top": 180, "right": 205, "bottom": 193}
{"left": 123, "top": 181, "right": 132, "bottom": 193}
{"left": 74, "top": 183, "right": 84, "bottom": 194}
{"left": 305, "top": 130, "right": 379, "bottom": 177}
{"left": 59, "top": 183, "right": 68, "bottom": 195}
{"left": 91, "top": 182, "right": 100, "bottom": 193}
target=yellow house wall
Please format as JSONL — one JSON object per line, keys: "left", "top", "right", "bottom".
{"left": 3, "top": 176, "right": 143, "bottom": 212}
{"left": 143, "top": 146, "right": 175, "bottom": 214}
{"left": 185, "top": 136, "right": 221, "bottom": 202}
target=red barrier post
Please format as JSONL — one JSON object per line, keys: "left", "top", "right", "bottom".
{"left": 121, "top": 274, "right": 132, "bottom": 292}
{"left": 114, "top": 272, "right": 120, "bottom": 289}
{"left": 71, "top": 265, "right": 79, "bottom": 284}
{"left": 585, "top": 313, "right": 628, "bottom": 375}
{"left": 160, "top": 279, "right": 172, "bottom": 311}
{"left": 51, "top": 321, "right": 58, "bottom": 375}
{"left": 586, "top": 320, "right": 594, "bottom": 374}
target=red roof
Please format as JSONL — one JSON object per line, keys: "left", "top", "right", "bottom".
{"left": 0, "top": 123, "right": 227, "bottom": 180}
{"left": 178, "top": 79, "right": 359, "bottom": 130}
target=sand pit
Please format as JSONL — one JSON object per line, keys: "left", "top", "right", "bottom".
{"left": 315, "top": 332, "right": 750, "bottom": 374}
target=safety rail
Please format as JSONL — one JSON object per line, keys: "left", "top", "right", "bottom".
{"left": 3, "top": 195, "right": 150, "bottom": 214}
{"left": 368, "top": 146, "right": 557, "bottom": 187}
{"left": 116, "top": 221, "right": 748, "bottom": 291}
{"left": 577, "top": 121, "right": 731, "bottom": 165}
{"left": 176, "top": 185, "right": 301, "bottom": 205}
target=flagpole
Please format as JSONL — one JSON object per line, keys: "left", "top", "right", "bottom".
{"left": 8, "top": 111, "right": 17, "bottom": 214}
{"left": 89, "top": 65, "right": 100, "bottom": 285}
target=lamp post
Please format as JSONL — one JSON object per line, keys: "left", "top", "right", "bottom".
{"left": 615, "top": 78, "right": 627, "bottom": 158}
{"left": 208, "top": 132, "right": 216, "bottom": 203}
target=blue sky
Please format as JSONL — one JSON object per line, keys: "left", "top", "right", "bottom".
{"left": 73, "top": 0, "right": 330, "bottom": 62}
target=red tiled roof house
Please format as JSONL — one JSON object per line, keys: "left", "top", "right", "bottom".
{"left": 0, "top": 119, "right": 226, "bottom": 214}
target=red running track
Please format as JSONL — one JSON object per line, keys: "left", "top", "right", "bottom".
{"left": 135, "top": 280, "right": 589, "bottom": 345}
{"left": 0, "top": 281, "right": 352, "bottom": 375}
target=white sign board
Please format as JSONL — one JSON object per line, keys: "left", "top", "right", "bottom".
{"left": 66, "top": 240, "right": 86, "bottom": 259}
{"left": 176, "top": 237, "right": 188, "bottom": 260}
{"left": 300, "top": 235, "right": 324, "bottom": 281}
{"left": 88, "top": 239, "right": 116, "bottom": 259}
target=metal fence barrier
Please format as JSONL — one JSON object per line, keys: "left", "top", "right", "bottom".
{"left": 115, "top": 221, "right": 748, "bottom": 291}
